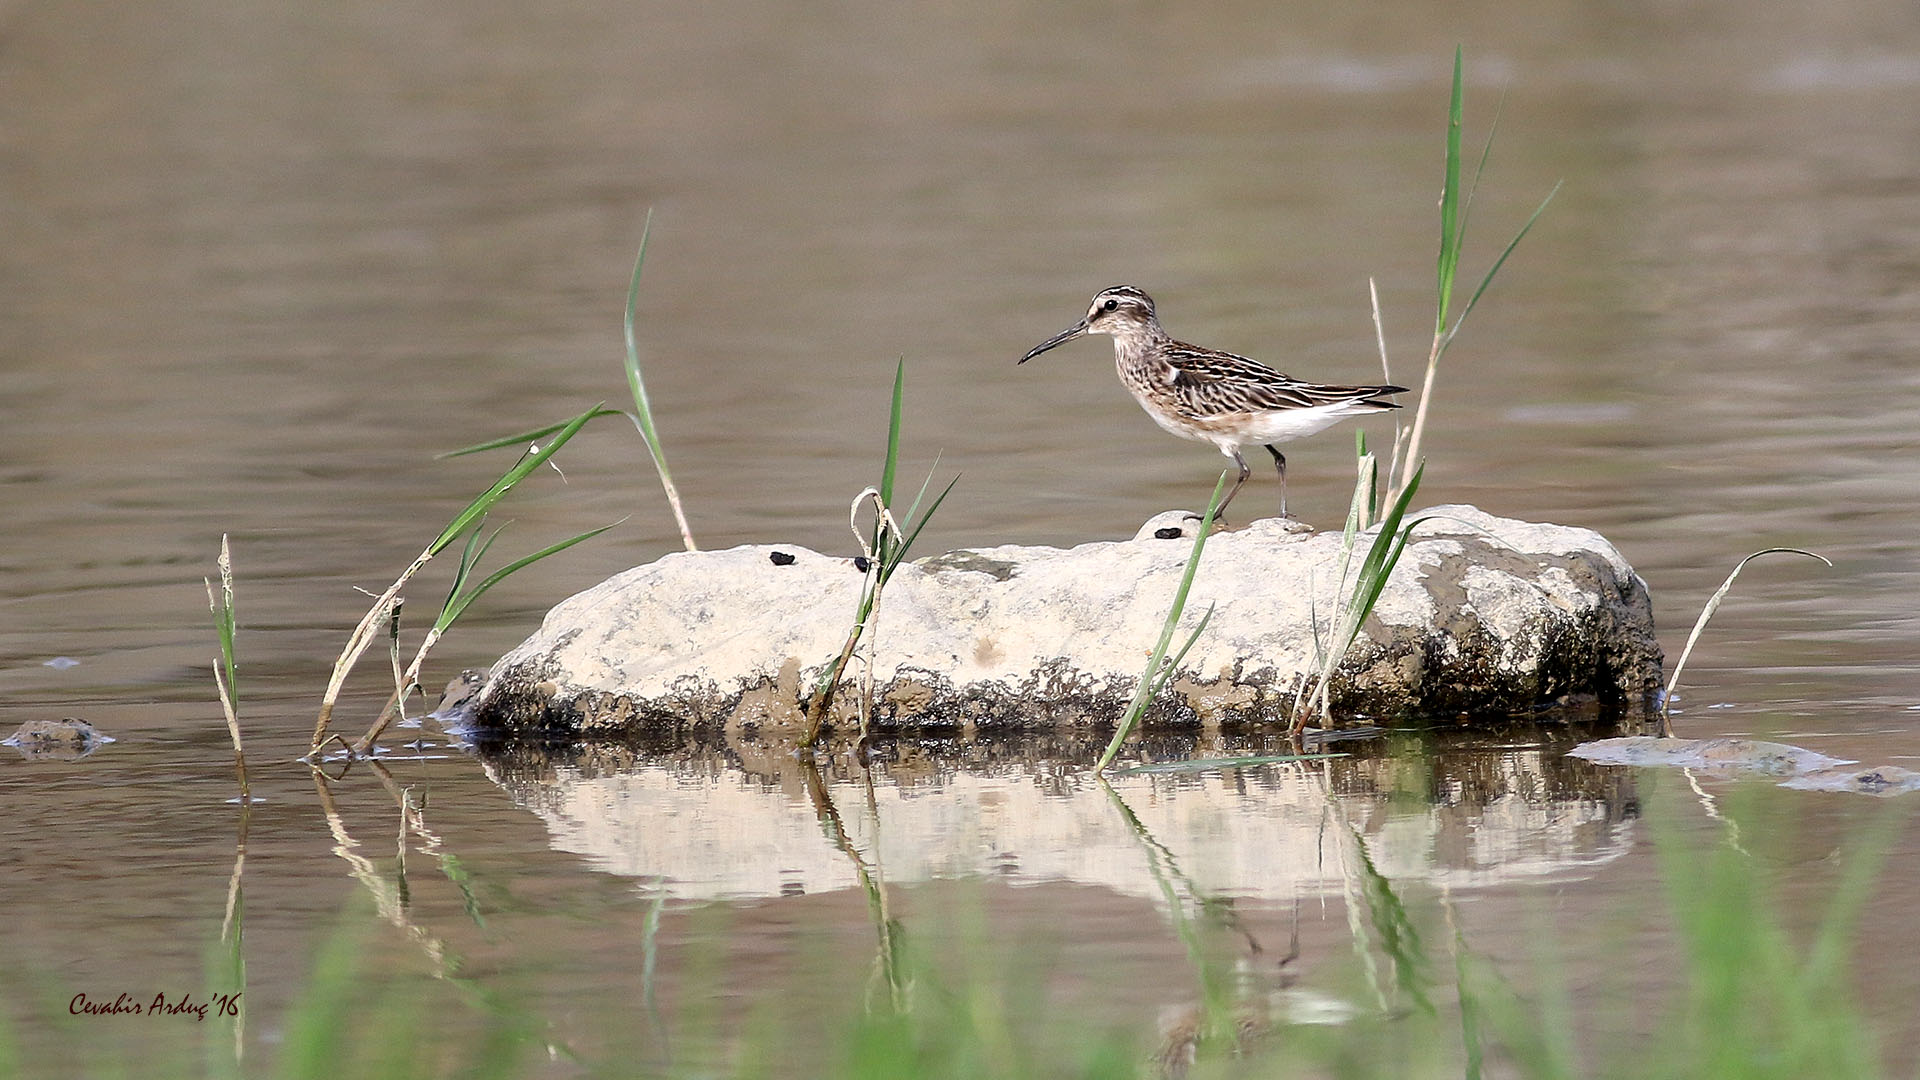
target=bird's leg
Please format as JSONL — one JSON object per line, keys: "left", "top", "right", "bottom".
{"left": 1210, "top": 448, "right": 1251, "bottom": 526}
{"left": 1265, "top": 445, "right": 1288, "bottom": 518}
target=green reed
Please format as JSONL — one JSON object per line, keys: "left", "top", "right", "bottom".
{"left": 1303, "top": 47, "right": 1553, "bottom": 729}
{"left": 1292, "top": 457, "right": 1428, "bottom": 733}
{"left": 312, "top": 401, "right": 609, "bottom": 754}
{"left": 1387, "top": 47, "right": 1559, "bottom": 504}
{"left": 349, "top": 508, "right": 623, "bottom": 754}
{"left": 802, "top": 358, "right": 957, "bottom": 747}
{"left": 1093, "top": 472, "right": 1229, "bottom": 775}
{"left": 440, "top": 212, "right": 695, "bottom": 552}
{"left": 623, "top": 210, "right": 699, "bottom": 552}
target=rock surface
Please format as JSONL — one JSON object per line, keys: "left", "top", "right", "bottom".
{"left": 468, "top": 504, "right": 1662, "bottom": 739}
{"left": 4, "top": 717, "right": 114, "bottom": 760}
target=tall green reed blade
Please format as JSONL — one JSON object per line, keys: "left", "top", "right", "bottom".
{"left": 430, "top": 403, "right": 604, "bottom": 555}
{"left": 1394, "top": 48, "right": 1557, "bottom": 498}
{"left": 881, "top": 357, "right": 904, "bottom": 509}
{"left": 1445, "top": 181, "right": 1561, "bottom": 354}
{"left": 441, "top": 519, "right": 500, "bottom": 627}
{"left": 1435, "top": 45, "right": 1464, "bottom": 335}
{"left": 436, "top": 410, "right": 625, "bottom": 459}
{"left": 313, "top": 402, "right": 605, "bottom": 751}
{"left": 1094, "top": 471, "right": 1230, "bottom": 775}
{"left": 623, "top": 209, "right": 698, "bottom": 552}
{"left": 874, "top": 356, "right": 907, "bottom": 566}
{"left": 1661, "top": 547, "right": 1831, "bottom": 732}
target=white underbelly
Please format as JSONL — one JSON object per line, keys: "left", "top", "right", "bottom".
{"left": 1132, "top": 395, "right": 1381, "bottom": 450}
{"left": 1234, "top": 400, "right": 1379, "bottom": 445}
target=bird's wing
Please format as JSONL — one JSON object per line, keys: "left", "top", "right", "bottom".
{"left": 1161, "top": 343, "right": 1405, "bottom": 414}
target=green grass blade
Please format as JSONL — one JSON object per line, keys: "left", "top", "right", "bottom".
{"left": 1149, "top": 602, "right": 1215, "bottom": 697}
{"left": 876, "top": 358, "right": 907, "bottom": 565}
{"left": 440, "top": 519, "right": 496, "bottom": 618}
{"left": 899, "top": 453, "right": 945, "bottom": 531}
{"left": 1096, "top": 471, "right": 1230, "bottom": 774}
{"left": 1454, "top": 85, "right": 1507, "bottom": 262}
{"left": 1355, "top": 513, "right": 1435, "bottom": 628}
{"left": 436, "top": 411, "right": 624, "bottom": 459}
{"left": 1346, "top": 464, "right": 1425, "bottom": 624}
{"left": 1446, "top": 180, "right": 1562, "bottom": 345}
{"left": 1302, "top": 462, "right": 1427, "bottom": 725}
{"left": 1340, "top": 450, "right": 1375, "bottom": 571}
{"left": 623, "top": 210, "right": 670, "bottom": 476}
{"left": 881, "top": 357, "right": 904, "bottom": 509}
{"left": 622, "top": 210, "right": 698, "bottom": 551}
{"left": 429, "top": 402, "right": 604, "bottom": 555}
{"left": 1436, "top": 45, "right": 1465, "bottom": 333}
{"left": 1355, "top": 431, "right": 1382, "bottom": 525}
{"left": 888, "top": 474, "right": 960, "bottom": 578}
{"left": 437, "top": 520, "right": 624, "bottom": 632}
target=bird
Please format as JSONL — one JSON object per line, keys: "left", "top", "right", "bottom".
{"left": 1018, "top": 285, "right": 1406, "bottom": 522}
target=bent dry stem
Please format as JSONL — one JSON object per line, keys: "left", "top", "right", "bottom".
{"left": 1660, "top": 547, "right": 1832, "bottom": 734}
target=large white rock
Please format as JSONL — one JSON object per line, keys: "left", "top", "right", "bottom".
{"left": 469, "top": 505, "right": 1661, "bottom": 737}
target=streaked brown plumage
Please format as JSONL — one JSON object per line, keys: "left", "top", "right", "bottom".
{"left": 1019, "top": 285, "right": 1405, "bottom": 521}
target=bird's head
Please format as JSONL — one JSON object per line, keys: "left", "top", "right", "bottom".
{"left": 1018, "top": 285, "right": 1159, "bottom": 364}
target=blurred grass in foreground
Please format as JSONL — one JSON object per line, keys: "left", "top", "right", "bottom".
{"left": 0, "top": 779, "right": 1903, "bottom": 1080}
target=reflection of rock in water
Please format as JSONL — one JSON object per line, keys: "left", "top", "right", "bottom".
{"left": 474, "top": 728, "right": 1638, "bottom": 904}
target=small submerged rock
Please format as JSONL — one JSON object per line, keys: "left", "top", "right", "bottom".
{"left": 468, "top": 505, "right": 1662, "bottom": 739}
{"left": 5, "top": 718, "right": 114, "bottom": 760}
{"left": 428, "top": 670, "right": 489, "bottom": 728}
{"left": 1779, "top": 765, "right": 1920, "bottom": 796}
{"left": 1567, "top": 736, "right": 1853, "bottom": 775}
{"left": 1569, "top": 735, "right": 1920, "bottom": 797}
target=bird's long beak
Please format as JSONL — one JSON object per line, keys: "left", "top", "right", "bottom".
{"left": 1017, "top": 318, "right": 1089, "bottom": 365}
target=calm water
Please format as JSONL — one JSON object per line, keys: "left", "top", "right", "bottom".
{"left": 4, "top": 0, "right": 1920, "bottom": 1073}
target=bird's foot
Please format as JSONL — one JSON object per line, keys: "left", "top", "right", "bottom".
{"left": 1240, "top": 515, "right": 1316, "bottom": 538}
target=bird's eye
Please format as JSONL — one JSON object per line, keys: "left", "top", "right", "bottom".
{"left": 1102, "top": 299, "right": 1118, "bottom": 312}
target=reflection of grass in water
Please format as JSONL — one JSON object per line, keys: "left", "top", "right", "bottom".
{"left": 0, "top": 783, "right": 1905, "bottom": 1079}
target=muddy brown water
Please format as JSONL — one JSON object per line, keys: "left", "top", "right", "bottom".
{"left": 4, "top": 0, "right": 1920, "bottom": 1073}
